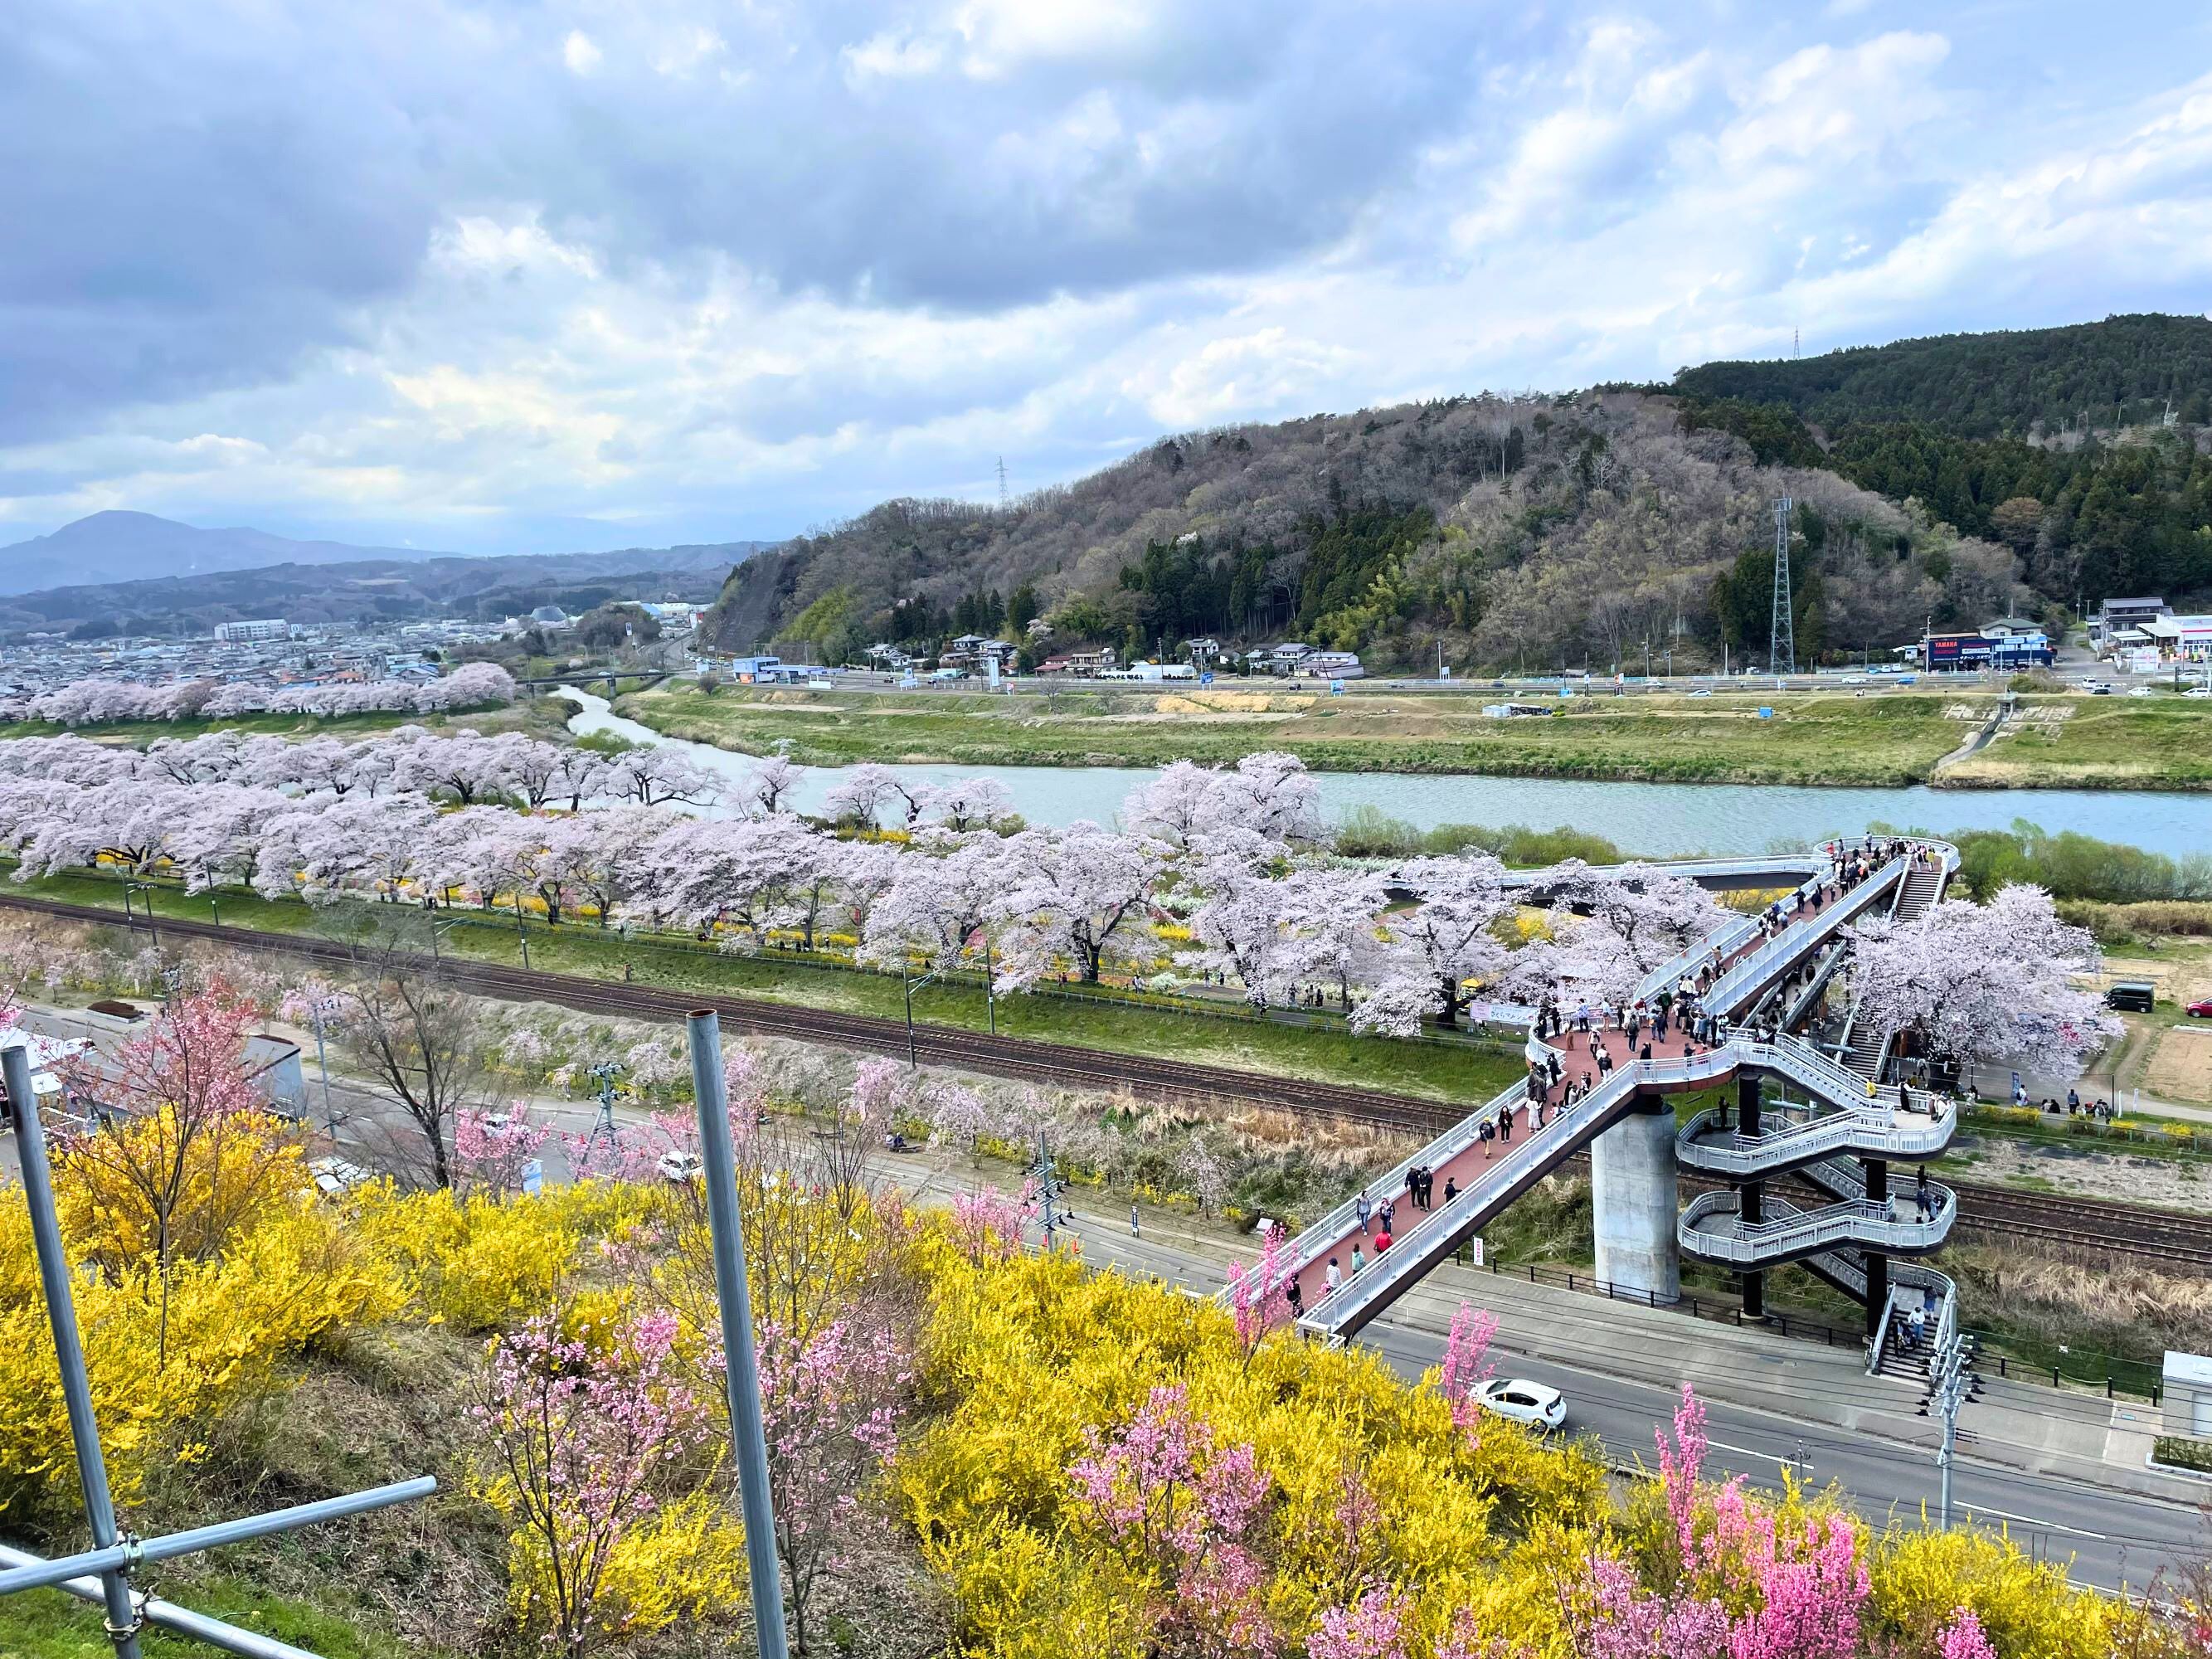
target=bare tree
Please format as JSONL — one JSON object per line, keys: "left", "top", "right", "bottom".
{"left": 325, "top": 914, "right": 489, "bottom": 1188}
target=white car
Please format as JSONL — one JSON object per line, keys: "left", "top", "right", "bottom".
{"left": 657, "top": 1150, "right": 703, "bottom": 1184}
{"left": 307, "top": 1156, "right": 373, "bottom": 1197}
{"left": 2185, "top": 688, "right": 2211, "bottom": 699}
{"left": 2126, "top": 685, "right": 2154, "bottom": 698}
{"left": 1473, "top": 1377, "right": 1568, "bottom": 1431}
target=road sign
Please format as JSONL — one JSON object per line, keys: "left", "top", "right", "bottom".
{"left": 1469, "top": 1236, "right": 1485, "bottom": 1267}
{"left": 1200, "top": 671, "right": 1213, "bottom": 687}
{"left": 1757, "top": 706, "right": 1774, "bottom": 718}
{"left": 1330, "top": 680, "right": 1344, "bottom": 695}
{"left": 522, "top": 1160, "right": 545, "bottom": 1198}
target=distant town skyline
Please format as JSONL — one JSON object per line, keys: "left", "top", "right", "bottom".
{"left": 6, "top": 1, "right": 2211, "bottom": 556}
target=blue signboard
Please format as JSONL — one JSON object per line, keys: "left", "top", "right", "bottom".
{"left": 1200, "top": 671, "right": 1213, "bottom": 687}
{"left": 1757, "top": 707, "right": 1773, "bottom": 718}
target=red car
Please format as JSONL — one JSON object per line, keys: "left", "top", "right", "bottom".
{"left": 2190, "top": 998, "right": 2212, "bottom": 1019}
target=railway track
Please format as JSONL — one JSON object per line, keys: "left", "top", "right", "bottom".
{"left": 11, "top": 890, "right": 2208, "bottom": 1271}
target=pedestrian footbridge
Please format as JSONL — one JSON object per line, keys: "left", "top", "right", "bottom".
{"left": 1271, "top": 838, "right": 1962, "bottom": 1374}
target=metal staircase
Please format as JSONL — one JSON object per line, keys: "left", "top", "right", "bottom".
{"left": 1266, "top": 838, "right": 1965, "bottom": 1360}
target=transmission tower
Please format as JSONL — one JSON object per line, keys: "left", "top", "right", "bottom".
{"left": 1769, "top": 495, "right": 1796, "bottom": 675}
{"left": 996, "top": 455, "right": 1009, "bottom": 507}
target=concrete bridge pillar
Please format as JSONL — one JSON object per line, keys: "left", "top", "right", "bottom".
{"left": 1592, "top": 1092, "right": 1680, "bottom": 1305}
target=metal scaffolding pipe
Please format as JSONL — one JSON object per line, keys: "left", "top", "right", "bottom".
{"left": 2, "top": 1041, "right": 143, "bottom": 1659}
{"left": 687, "top": 1010, "right": 791, "bottom": 1659}
{"left": 0, "top": 1477, "right": 439, "bottom": 1598}
{"left": 0, "top": 1544, "right": 321, "bottom": 1659}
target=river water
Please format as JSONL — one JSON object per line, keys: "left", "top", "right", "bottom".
{"left": 557, "top": 688, "right": 2212, "bottom": 859}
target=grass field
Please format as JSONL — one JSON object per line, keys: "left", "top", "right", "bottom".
{"left": 0, "top": 1576, "right": 428, "bottom": 1659}
{"left": 616, "top": 682, "right": 2002, "bottom": 786}
{"left": 1939, "top": 693, "right": 2212, "bottom": 788}
{"left": 13, "top": 869, "right": 1524, "bottom": 1108}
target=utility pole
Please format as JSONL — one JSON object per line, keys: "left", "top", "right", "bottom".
{"left": 903, "top": 969, "right": 941, "bottom": 1068}
{"left": 1770, "top": 496, "right": 1796, "bottom": 676}
{"left": 1029, "top": 1131, "right": 1072, "bottom": 1251}
{"left": 309, "top": 995, "right": 344, "bottom": 1138}
{"left": 1923, "top": 1326, "right": 1975, "bottom": 1529}
{"left": 996, "top": 455, "right": 1009, "bottom": 508}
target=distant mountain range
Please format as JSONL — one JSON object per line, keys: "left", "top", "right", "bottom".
{"left": 0, "top": 513, "right": 778, "bottom": 637}
{"left": 0, "top": 510, "right": 459, "bottom": 596}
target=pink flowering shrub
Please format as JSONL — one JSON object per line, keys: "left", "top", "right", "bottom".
{"left": 1227, "top": 1224, "right": 1294, "bottom": 1361}
{"left": 950, "top": 1180, "right": 1036, "bottom": 1264}
{"left": 1565, "top": 1384, "right": 1869, "bottom": 1659}
{"left": 472, "top": 1310, "right": 704, "bottom": 1653}
{"left": 1070, "top": 1383, "right": 1277, "bottom": 1655}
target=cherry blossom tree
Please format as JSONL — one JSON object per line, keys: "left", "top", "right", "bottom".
{"left": 600, "top": 744, "right": 719, "bottom": 808}
{"left": 1349, "top": 854, "right": 1512, "bottom": 1034}
{"left": 1226, "top": 1224, "right": 1294, "bottom": 1359}
{"left": 1852, "top": 883, "right": 2119, "bottom": 1081}
{"left": 1184, "top": 833, "right": 1305, "bottom": 1008}
{"left": 922, "top": 776, "right": 1013, "bottom": 833}
{"left": 453, "top": 1103, "right": 552, "bottom": 1199}
{"left": 1124, "top": 752, "right": 1319, "bottom": 848}
{"left": 739, "top": 752, "right": 805, "bottom": 816}
{"left": 1432, "top": 1303, "right": 1498, "bottom": 1443}
{"left": 991, "top": 822, "right": 1167, "bottom": 986}
{"left": 858, "top": 831, "right": 1007, "bottom": 971}
{"left": 748, "top": 1315, "right": 912, "bottom": 1652}
{"left": 821, "top": 761, "right": 902, "bottom": 828}
{"left": 58, "top": 980, "right": 292, "bottom": 1364}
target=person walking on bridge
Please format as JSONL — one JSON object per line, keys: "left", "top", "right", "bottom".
{"left": 1356, "top": 1192, "right": 1373, "bottom": 1234}
{"left": 1325, "top": 1257, "right": 1342, "bottom": 1296}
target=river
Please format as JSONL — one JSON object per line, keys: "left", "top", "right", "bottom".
{"left": 557, "top": 688, "right": 2212, "bottom": 859}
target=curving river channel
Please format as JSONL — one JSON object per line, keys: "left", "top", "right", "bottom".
{"left": 557, "top": 688, "right": 2212, "bottom": 859}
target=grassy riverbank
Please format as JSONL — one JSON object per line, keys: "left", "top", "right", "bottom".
{"left": 617, "top": 682, "right": 2005, "bottom": 786}
{"left": 1939, "top": 693, "right": 2212, "bottom": 788}
{"left": 8, "top": 868, "right": 1523, "bottom": 1108}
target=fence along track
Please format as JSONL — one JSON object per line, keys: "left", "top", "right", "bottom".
{"left": 10, "top": 892, "right": 2205, "bottom": 1269}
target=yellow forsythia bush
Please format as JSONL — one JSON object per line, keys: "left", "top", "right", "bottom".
{"left": 0, "top": 1179, "right": 399, "bottom": 1517}
{"left": 897, "top": 1228, "right": 1605, "bottom": 1656}
{"left": 1867, "top": 1526, "right": 2118, "bottom": 1658}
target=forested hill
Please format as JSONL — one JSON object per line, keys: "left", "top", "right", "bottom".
{"left": 709, "top": 314, "right": 2212, "bottom": 675}
{"left": 1671, "top": 314, "right": 2212, "bottom": 437}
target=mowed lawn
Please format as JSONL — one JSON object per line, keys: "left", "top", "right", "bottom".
{"left": 13, "top": 868, "right": 1521, "bottom": 1109}
{"left": 620, "top": 683, "right": 1991, "bottom": 786}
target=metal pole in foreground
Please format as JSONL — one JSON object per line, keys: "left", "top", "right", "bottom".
{"left": 2, "top": 1043, "right": 143, "bottom": 1659}
{"left": 0, "top": 1544, "right": 315, "bottom": 1659}
{"left": 685, "top": 1011, "right": 790, "bottom": 1659}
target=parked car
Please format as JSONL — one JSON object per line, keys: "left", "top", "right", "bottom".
{"left": 2082, "top": 679, "right": 2113, "bottom": 694}
{"left": 658, "top": 1150, "right": 704, "bottom": 1183}
{"left": 1473, "top": 1378, "right": 1568, "bottom": 1431}
{"left": 2187, "top": 998, "right": 2212, "bottom": 1018}
{"left": 308, "top": 1156, "right": 373, "bottom": 1198}
{"left": 2185, "top": 688, "right": 2212, "bottom": 699}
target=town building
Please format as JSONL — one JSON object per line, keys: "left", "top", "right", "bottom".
{"left": 2092, "top": 596, "right": 2170, "bottom": 647}
{"left": 214, "top": 618, "right": 289, "bottom": 643}
{"left": 1919, "top": 626, "right": 2054, "bottom": 671}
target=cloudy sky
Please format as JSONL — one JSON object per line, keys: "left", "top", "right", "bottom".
{"left": 6, "top": 2, "right": 2211, "bottom": 555}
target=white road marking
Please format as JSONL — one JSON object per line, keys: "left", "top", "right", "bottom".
{"left": 1958, "top": 1503, "right": 2108, "bottom": 1540}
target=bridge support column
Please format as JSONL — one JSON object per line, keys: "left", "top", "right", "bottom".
{"left": 1592, "top": 1092, "right": 1679, "bottom": 1305}
{"left": 1863, "top": 1157, "right": 1889, "bottom": 1341}
{"left": 1737, "top": 1075, "right": 1765, "bottom": 1319}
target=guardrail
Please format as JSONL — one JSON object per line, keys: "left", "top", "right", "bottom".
{"left": 1676, "top": 1096, "right": 1956, "bottom": 1176}
{"left": 1679, "top": 1189, "right": 1956, "bottom": 1263}
{"left": 1300, "top": 1041, "right": 1752, "bottom": 1337}
{"left": 1703, "top": 864, "right": 1905, "bottom": 1019}
{"left": 1275, "top": 1077, "right": 1527, "bottom": 1277}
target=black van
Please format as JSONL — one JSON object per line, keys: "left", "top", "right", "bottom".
{"left": 2105, "top": 980, "right": 2156, "bottom": 1013}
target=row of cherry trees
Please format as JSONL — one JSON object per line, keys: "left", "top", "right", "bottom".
{"left": 0, "top": 727, "right": 2119, "bottom": 1075}
{"left": 0, "top": 732, "right": 1735, "bottom": 1036}
{"left": 2, "top": 662, "right": 517, "bottom": 727}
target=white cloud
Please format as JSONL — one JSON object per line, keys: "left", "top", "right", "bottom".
{"left": 843, "top": 30, "right": 948, "bottom": 84}
{"left": 562, "top": 30, "right": 601, "bottom": 75}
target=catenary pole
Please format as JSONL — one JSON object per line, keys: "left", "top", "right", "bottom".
{"left": 2, "top": 1042, "right": 143, "bottom": 1659}
{"left": 685, "top": 1011, "right": 791, "bottom": 1659}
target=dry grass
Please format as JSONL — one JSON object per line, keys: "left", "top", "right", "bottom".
{"left": 1946, "top": 1239, "right": 2212, "bottom": 1359}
